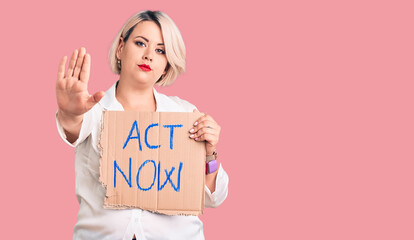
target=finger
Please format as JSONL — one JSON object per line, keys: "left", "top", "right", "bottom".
{"left": 189, "top": 120, "right": 216, "bottom": 133}
{"left": 189, "top": 127, "right": 215, "bottom": 139}
{"left": 67, "top": 49, "right": 78, "bottom": 77}
{"left": 193, "top": 108, "right": 200, "bottom": 113}
{"left": 195, "top": 133, "right": 218, "bottom": 145}
{"left": 202, "top": 113, "right": 215, "bottom": 122}
{"left": 73, "top": 47, "right": 86, "bottom": 78}
{"left": 85, "top": 91, "right": 105, "bottom": 111}
{"left": 80, "top": 53, "right": 91, "bottom": 84}
{"left": 57, "top": 56, "right": 67, "bottom": 81}
{"left": 194, "top": 112, "right": 209, "bottom": 126}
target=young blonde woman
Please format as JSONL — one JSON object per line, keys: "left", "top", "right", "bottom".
{"left": 56, "top": 10, "right": 229, "bottom": 240}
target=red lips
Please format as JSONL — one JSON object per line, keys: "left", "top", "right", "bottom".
{"left": 138, "top": 64, "right": 151, "bottom": 71}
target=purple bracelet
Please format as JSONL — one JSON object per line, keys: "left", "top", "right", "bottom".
{"left": 206, "top": 160, "right": 218, "bottom": 174}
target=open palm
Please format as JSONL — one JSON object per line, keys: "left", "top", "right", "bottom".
{"left": 56, "top": 47, "right": 104, "bottom": 117}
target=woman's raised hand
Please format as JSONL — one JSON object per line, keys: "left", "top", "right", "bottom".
{"left": 56, "top": 47, "right": 104, "bottom": 117}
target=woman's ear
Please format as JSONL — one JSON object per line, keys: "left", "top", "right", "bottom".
{"left": 116, "top": 37, "right": 124, "bottom": 60}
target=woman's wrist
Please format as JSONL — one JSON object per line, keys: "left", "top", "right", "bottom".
{"left": 206, "top": 149, "right": 217, "bottom": 156}
{"left": 205, "top": 150, "right": 218, "bottom": 174}
{"left": 57, "top": 109, "right": 83, "bottom": 135}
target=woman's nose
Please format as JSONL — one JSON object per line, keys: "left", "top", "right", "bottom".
{"left": 143, "top": 49, "right": 153, "bottom": 62}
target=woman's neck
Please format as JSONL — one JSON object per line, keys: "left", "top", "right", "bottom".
{"left": 115, "top": 79, "right": 157, "bottom": 112}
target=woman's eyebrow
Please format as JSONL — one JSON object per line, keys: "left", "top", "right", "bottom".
{"left": 135, "top": 36, "right": 164, "bottom": 46}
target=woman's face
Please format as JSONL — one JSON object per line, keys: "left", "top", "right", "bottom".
{"left": 117, "top": 21, "right": 168, "bottom": 86}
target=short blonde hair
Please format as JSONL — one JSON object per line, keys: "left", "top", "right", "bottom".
{"left": 108, "top": 10, "right": 186, "bottom": 86}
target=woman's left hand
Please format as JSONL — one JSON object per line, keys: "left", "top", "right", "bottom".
{"left": 189, "top": 109, "right": 221, "bottom": 155}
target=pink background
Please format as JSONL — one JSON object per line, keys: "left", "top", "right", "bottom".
{"left": 1, "top": 0, "right": 414, "bottom": 239}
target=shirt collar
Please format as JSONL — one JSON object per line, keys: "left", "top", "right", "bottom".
{"left": 99, "top": 80, "right": 164, "bottom": 111}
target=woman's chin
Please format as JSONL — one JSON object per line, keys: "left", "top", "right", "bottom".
{"left": 128, "top": 73, "right": 152, "bottom": 83}
{"left": 133, "top": 77, "right": 157, "bottom": 87}
{"left": 120, "top": 72, "right": 158, "bottom": 86}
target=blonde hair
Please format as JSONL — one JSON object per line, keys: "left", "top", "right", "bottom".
{"left": 108, "top": 10, "right": 186, "bottom": 86}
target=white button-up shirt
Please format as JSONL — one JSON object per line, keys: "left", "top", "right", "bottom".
{"left": 56, "top": 81, "right": 229, "bottom": 240}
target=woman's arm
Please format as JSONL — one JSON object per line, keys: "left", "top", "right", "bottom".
{"left": 57, "top": 109, "right": 83, "bottom": 144}
{"left": 56, "top": 47, "right": 104, "bottom": 143}
{"left": 189, "top": 111, "right": 221, "bottom": 193}
{"left": 204, "top": 164, "right": 229, "bottom": 208}
{"left": 205, "top": 164, "right": 219, "bottom": 192}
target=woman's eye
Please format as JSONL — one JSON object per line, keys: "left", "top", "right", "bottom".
{"left": 135, "top": 41, "right": 145, "bottom": 47}
{"left": 135, "top": 41, "right": 164, "bottom": 54}
{"left": 156, "top": 49, "right": 166, "bottom": 54}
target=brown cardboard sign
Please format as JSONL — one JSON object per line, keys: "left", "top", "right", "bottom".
{"left": 99, "top": 111, "right": 206, "bottom": 216}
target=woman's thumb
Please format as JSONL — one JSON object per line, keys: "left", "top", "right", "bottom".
{"left": 92, "top": 91, "right": 105, "bottom": 103}
{"left": 86, "top": 91, "right": 105, "bottom": 110}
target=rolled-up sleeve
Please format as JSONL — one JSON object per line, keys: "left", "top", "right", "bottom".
{"left": 204, "top": 164, "right": 229, "bottom": 208}
{"left": 55, "top": 109, "right": 94, "bottom": 148}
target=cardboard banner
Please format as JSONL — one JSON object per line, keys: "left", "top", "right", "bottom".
{"left": 99, "top": 111, "right": 206, "bottom": 216}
